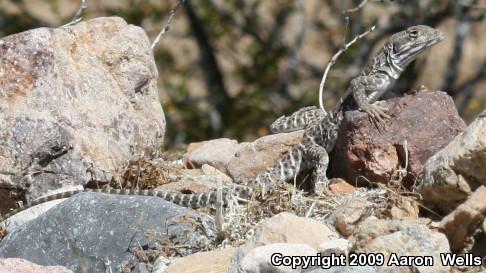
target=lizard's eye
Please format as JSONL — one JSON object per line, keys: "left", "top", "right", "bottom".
{"left": 409, "top": 29, "right": 419, "bottom": 38}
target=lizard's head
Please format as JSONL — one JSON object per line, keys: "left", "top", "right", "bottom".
{"left": 387, "top": 25, "right": 445, "bottom": 69}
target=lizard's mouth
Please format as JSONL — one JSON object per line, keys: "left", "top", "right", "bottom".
{"left": 427, "top": 31, "right": 445, "bottom": 46}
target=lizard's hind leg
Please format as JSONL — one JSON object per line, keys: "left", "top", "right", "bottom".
{"left": 250, "top": 146, "right": 305, "bottom": 195}
{"left": 305, "top": 144, "right": 330, "bottom": 190}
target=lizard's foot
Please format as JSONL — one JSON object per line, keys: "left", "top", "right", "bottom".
{"left": 314, "top": 178, "right": 331, "bottom": 196}
{"left": 312, "top": 171, "right": 330, "bottom": 193}
{"left": 316, "top": 175, "right": 329, "bottom": 187}
{"left": 362, "top": 103, "right": 390, "bottom": 124}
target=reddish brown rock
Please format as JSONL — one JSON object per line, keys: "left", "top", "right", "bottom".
{"left": 328, "top": 178, "right": 356, "bottom": 195}
{"left": 330, "top": 91, "right": 466, "bottom": 186}
{"left": 439, "top": 186, "right": 486, "bottom": 252}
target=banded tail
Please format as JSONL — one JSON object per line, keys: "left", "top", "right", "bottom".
{"left": 0, "top": 186, "right": 254, "bottom": 223}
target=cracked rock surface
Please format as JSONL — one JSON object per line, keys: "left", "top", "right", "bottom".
{"left": 0, "top": 17, "right": 165, "bottom": 213}
{"left": 330, "top": 91, "right": 465, "bottom": 187}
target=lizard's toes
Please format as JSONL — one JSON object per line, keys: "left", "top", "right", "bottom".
{"left": 315, "top": 176, "right": 330, "bottom": 188}
{"left": 366, "top": 104, "right": 390, "bottom": 123}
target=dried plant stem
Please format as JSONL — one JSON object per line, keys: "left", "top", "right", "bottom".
{"left": 318, "top": 23, "right": 375, "bottom": 111}
{"left": 344, "top": 0, "right": 392, "bottom": 14}
{"left": 215, "top": 176, "right": 224, "bottom": 234}
{"left": 151, "top": 0, "right": 186, "bottom": 50}
{"left": 344, "top": 0, "right": 370, "bottom": 14}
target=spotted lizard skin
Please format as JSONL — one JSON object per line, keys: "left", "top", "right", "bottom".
{"left": 270, "top": 106, "right": 327, "bottom": 133}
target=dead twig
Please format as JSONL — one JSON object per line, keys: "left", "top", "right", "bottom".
{"left": 344, "top": 0, "right": 370, "bottom": 14}
{"left": 318, "top": 19, "right": 375, "bottom": 111}
{"left": 62, "top": 0, "right": 87, "bottom": 27}
{"left": 343, "top": 0, "right": 392, "bottom": 14}
{"left": 215, "top": 176, "right": 224, "bottom": 236}
{"left": 151, "top": 0, "right": 186, "bottom": 50}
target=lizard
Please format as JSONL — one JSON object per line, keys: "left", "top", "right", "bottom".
{"left": 0, "top": 25, "right": 444, "bottom": 223}
{"left": 257, "top": 25, "right": 444, "bottom": 192}
{"left": 270, "top": 25, "right": 445, "bottom": 134}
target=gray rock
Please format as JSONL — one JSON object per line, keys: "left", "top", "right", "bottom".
{"left": 228, "top": 212, "right": 339, "bottom": 273}
{"left": 248, "top": 212, "right": 338, "bottom": 249}
{"left": 317, "top": 238, "right": 349, "bottom": 256}
{"left": 0, "top": 17, "right": 165, "bottom": 213}
{"left": 0, "top": 192, "right": 215, "bottom": 273}
{"left": 164, "top": 247, "right": 235, "bottom": 273}
{"left": 439, "top": 186, "right": 486, "bottom": 252}
{"left": 351, "top": 218, "right": 450, "bottom": 273}
{"left": 151, "top": 256, "right": 172, "bottom": 273}
{"left": 326, "top": 195, "right": 375, "bottom": 237}
{"left": 306, "top": 266, "right": 377, "bottom": 273}
{"left": 238, "top": 243, "right": 317, "bottom": 273}
{"left": 419, "top": 109, "right": 486, "bottom": 213}
{"left": 132, "top": 263, "right": 150, "bottom": 273}
{"left": 183, "top": 138, "right": 243, "bottom": 172}
{"left": 183, "top": 131, "right": 304, "bottom": 184}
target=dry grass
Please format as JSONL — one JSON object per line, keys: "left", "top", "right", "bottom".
{"left": 111, "top": 158, "right": 184, "bottom": 190}
{"left": 111, "top": 156, "right": 428, "bottom": 253}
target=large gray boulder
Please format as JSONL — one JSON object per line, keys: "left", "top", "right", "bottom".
{"left": 0, "top": 17, "right": 165, "bottom": 212}
{"left": 0, "top": 192, "right": 215, "bottom": 273}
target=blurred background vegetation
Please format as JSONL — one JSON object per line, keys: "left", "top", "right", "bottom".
{"left": 0, "top": 0, "right": 484, "bottom": 150}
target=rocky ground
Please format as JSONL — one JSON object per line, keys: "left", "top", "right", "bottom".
{"left": 0, "top": 17, "right": 485, "bottom": 273}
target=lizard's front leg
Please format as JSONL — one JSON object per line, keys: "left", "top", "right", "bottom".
{"left": 349, "top": 73, "right": 391, "bottom": 123}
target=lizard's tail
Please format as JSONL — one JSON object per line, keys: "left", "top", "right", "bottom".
{"left": 0, "top": 189, "right": 85, "bottom": 223}
{"left": 0, "top": 186, "right": 255, "bottom": 223}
